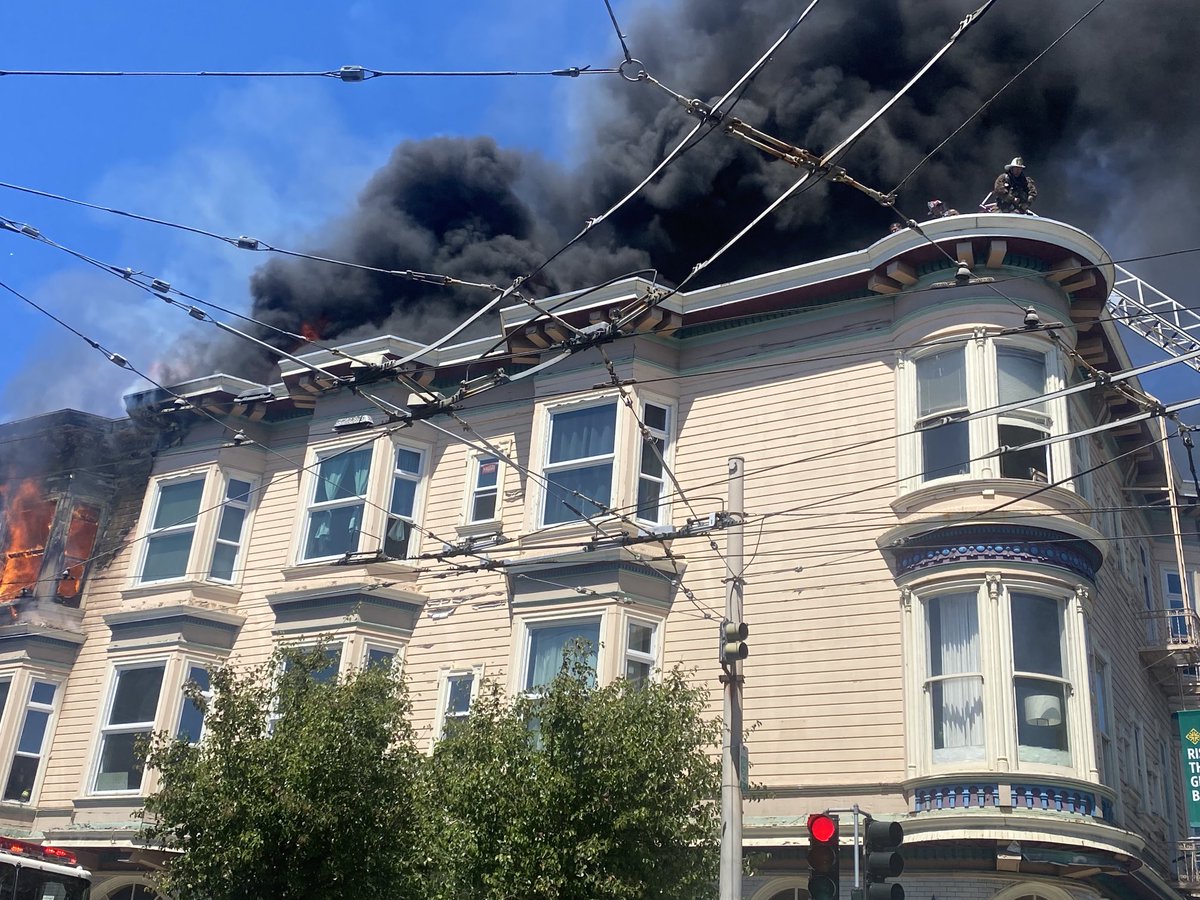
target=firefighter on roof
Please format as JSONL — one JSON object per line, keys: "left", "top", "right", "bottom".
{"left": 993, "top": 157, "right": 1037, "bottom": 213}
{"left": 927, "top": 199, "right": 959, "bottom": 218}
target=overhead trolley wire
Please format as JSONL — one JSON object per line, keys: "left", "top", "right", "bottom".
{"left": 0, "top": 64, "right": 620, "bottom": 80}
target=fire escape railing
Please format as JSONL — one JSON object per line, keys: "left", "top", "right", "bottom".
{"left": 1140, "top": 608, "right": 1200, "bottom": 649}
{"left": 1177, "top": 840, "right": 1200, "bottom": 886}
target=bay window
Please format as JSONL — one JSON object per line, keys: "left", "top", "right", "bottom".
{"left": 635, "top": 402, "right": 672, "bottom": 526}
{"left": 902, "top": 337, "right": 1067, "bottom": 491}
{"left": 905, "top": 575, "right": 1091, "bottom": 779}
{"left": 384, "top": 447, "right": 424, "bottom": 559}
{"left": 303, "top": 448, "right": 372, "bottom": 561}
{"left": 94, "top": 664, "right": 166, "bottom": 793}
{"left": 140, "top": 477, "right": 205, "bottom": 582}
{"left": 135, "top": 469, "right": 257, "bottom": 587}
{"left": 3, "top": 680, "right": 57, "bottom": 802}
{"left": 542, "top": 403, "right": 617, "bottom": 525}
{"left": 925, "top": 593, "right": 983, "bottom": 763}
{"left": 915, "top": 349, "right": 970, "bottom": 481}
{"left": 297, "top": 439, "right": 428, "bottom": 564}
{"left": 997, "top": 349, "right": 1050, "bottom": 480}
{"left": 525, "top": 619, "right": 601, "bottom": 690}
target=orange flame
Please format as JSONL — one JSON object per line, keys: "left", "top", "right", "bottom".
{"left": 300, "top": 321, "right": 322, "bottom": 343}
{"left": 56, "top": 503, "right": 100, "bottom": 601}
{"left": 0, "top": 479, "right": 56, "bottom": 602}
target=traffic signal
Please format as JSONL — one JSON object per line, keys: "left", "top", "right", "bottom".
{"left": 720, "top": 620, "right": 748, "bottom": 664}
{"left": 863, "top": 816, "right": 904, "bottom": 900}
{"left": 807, "top": 812, "right": 840, "bottom": 900}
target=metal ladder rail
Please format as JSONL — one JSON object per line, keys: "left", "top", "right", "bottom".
{"left": 1106, "top": 264, "right": 1200, "bottom": 375}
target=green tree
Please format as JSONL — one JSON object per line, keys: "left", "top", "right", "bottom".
{"left": 142, "top": 645, "right": 422, "bottom": 900}
{"left": 420, "top": 653, "right": 721, "bottom": 899}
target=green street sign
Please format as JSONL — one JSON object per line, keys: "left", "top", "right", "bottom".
{"left": 1178, "top": 710, "right": 1200, "bottom": 827}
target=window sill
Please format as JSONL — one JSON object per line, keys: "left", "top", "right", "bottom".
{"left": 280, "top": 558, "right": 421, "bottom": 583}
{"left": 120, "top": 580, "right": 241, "bottom": 606}
{"left": 456, "top": 519, "right": 504, "bottom": 538}
{"left": 517, "top": 519, "right": 642, "bottom": 552}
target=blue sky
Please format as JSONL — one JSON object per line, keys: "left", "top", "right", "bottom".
{"left": 1, "top": 0, "right": 1197, "bottom": 423}
{"left": 0, "top": 0, "right": 619, "bottom": 419}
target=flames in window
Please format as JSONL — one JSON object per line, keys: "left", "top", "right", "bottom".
{"left": 0, "top": 478, "right": 101, "bottom": 603}
{"left": 57, "top": 502, "right": 100, "bottom": 601}
{"left": 0, "top": 479, "right": 55, "bottom": 602}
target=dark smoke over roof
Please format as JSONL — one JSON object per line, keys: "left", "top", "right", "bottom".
{"left": 189, "top": 0, "right": 1200, "bottom": 382}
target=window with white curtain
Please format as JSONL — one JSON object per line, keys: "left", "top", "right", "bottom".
{"left": 906, "top": 577, "right": 1085, "bottom": 777}
{"left": 925, "top": 592, "right": 984, "bottom": 762}
{"left": 384, "top": 446, "right": 424, "bottom": 559}
{"left": 302, "top": 448, "right": 373, "bottom": 561}
{"left": 542, "top": 403, "right": 617, "bottom": 525}
{"left": 523, "top": 619, "right": 601, "bottom": 691}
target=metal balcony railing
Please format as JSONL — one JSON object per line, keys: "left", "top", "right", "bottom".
{"left": 1140, "top": 608, "right": 1200, "bottom": 649}
{"left": 1176, "top": 840, "right": 1200, "bottom": 885}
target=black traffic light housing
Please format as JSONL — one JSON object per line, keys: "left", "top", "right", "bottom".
{"left": 720, "top": 620, "right": 748, "bottom": 664}
{"left": 863, "top": 816, "right": 904, "bottom": 900}
{"left": 807, "top": 813, "right": 840, "bottom": 900}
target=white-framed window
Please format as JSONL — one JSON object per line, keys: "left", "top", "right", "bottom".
{"left": 1090, "top": 652, "right": 1116, "bottom": 789}
{"left": 465, "top": 454, "right": 501, "bottom": 525}
{"left": 541, "top": 401, "right": 618, "bottom": 526}
{"left": 135, "top": 469, "right": 258, "bottom": 586}
{"left": 297, "top": 439, "right": 428, "bottom": 564}
{"left": 139, "top": 475, "right": 206, "bottom": 583}
{"left": 925, "top": 591, "right": 984, "bottom": 763}
{"left": 364, "top": 643, "right": 400, "bottom": 671}
{"left": 623, "top": 619, "right": 658, "bottom": 686}
{"left": 3, "top": 679, "right": 58, "bottom": 803}
{"left": 635, "top": 402, "right": 672, "bottom": 526}
{"left": 384, "top": 445, "right": 425, "bottom": 559}
{"left": 903, "top": 574, "right": 1090, "bottom": 779}
{"left": 900, "top": 336, "right": 1067, "bottom": 491}
{"left": 435, "top": 666, "right": 484, "bottom": 739}
{"left": 208, "top": 478, "right": 253, "bottom": 582}
{"left": 175, "top": 663, "right": 212, "bottom": 745}
{"left": 93, "top": 663, "right": 166, "bottom": 793}
{"left": 301, "top": 447, "right": 373, "bottom": 561}
{"left": 522, "top": 616, "right": 603, "bottom": 692}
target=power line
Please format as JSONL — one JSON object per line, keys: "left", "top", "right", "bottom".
{"left": 0, "top": 64, "right": 619, "bottom": 80}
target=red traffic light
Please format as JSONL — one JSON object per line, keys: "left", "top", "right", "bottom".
{"left": 808, "top": 813, "right": 837, "bottom": 843}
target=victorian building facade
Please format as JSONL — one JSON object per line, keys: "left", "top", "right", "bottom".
{"left": 0, "top": 214, "right": 1196, "bottom": 900}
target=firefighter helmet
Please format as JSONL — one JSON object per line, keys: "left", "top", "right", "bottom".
{"left": 1005, "top": 156, "right": 1025, "bottom": 171}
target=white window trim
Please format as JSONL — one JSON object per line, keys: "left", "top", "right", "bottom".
{"left": 89, "top": 659, "right": 171, "bottom": 796}
{"left": 461, "top": 450, "right": 505, "bottom": 529}
{"left": 632, "top": 395, "right": 676, "bottom": 530}
{"left": 205, "top": 472, "right": 258, "bottom": 584}
{"left": 533, "top": 393, "right": 622, "bottom": 530}
{"left": 384, "top": 438, "right": 429, "bottom": 561}
{"left": 622, "top": 616, "right": 661, "bottom": 684}
{"left": 0, "top": 673, "right": 62, "bottom": 806}
{"left": 294, "top": 435, "right": 430, "bottom": 565}
{"left": 174, "top": 660, "right": 214, "bottom": 745}
{"left": 901, "top": 572, "right": 1095, "bottom": 782}
{"left": 432, "top": 664, "right": 485, "bottom": 743}
{"left": 513, "top": 608, "right": 609, "bottom": 695}
{"left": 897, "top": 334, "right": 1070, "bottom": 494}
{"left": 131, "top": 467, "right": 260, "bottom": 588}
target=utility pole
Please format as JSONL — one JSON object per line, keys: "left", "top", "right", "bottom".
{"left": 720, "top": 456, "right": 745, "bottom": 900}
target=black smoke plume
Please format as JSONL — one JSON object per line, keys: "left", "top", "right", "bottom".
{"left": 189, "top": 0, "right": 1200, "bottom": 382}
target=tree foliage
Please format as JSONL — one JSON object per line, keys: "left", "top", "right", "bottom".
{"left": 143, "top": 646, "right": 422, "bottom": 900}
{"left": 420, "top": 653, "right": 722, "bottom": 899}
{"left": 144, "top": 646, "right": 721, "bottom": 900}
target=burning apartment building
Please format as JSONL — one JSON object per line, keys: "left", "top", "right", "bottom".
{"left": 1, "top": 211, "right": 1198, "bottom": 900}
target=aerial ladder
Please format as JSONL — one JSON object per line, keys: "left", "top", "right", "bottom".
{"left": 1106, "top": 266, "right": 1200, "bottom": 376}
